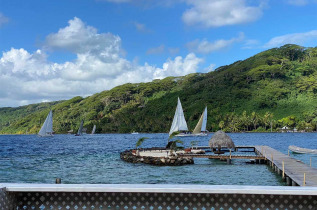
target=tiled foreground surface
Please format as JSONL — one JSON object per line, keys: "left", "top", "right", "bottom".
{"left": 1, "top": 184, "right": 317, "bottom": 209}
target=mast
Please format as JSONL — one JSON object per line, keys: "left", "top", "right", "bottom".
{"left": 169, "top": 97, "right": 188, "bottom": 135}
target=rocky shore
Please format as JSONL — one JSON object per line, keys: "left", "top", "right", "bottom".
{"left": 120, "top": 149, "right": 194, "bottom": 166}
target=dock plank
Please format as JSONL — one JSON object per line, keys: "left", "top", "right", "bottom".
{"left": 254, "top": 145, "right": 317, "bottom": 187}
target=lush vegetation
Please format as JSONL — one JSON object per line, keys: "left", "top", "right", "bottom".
{"left": 1, "top": 44, "right": 317, "bottom": 134}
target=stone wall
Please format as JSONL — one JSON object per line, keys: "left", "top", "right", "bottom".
{"left": 120, "top": 150, "right": 194, "bottom": 166}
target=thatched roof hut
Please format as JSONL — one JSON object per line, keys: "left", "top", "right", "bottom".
{"left": 209, "top": 130, "right": 235, "bottom": 149}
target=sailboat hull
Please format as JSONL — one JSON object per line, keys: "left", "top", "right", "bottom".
{"left": 176, "top": 133, "right": 208, "bottom": 137}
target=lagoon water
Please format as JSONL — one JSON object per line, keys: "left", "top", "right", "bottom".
{"left": 0, "top": 133, "right": 316, "bottom": 185}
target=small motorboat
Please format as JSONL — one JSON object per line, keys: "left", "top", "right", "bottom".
{"left": 288, "top": 145, "right": 317, "bottom": 154}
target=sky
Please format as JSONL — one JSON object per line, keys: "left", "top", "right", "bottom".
{"left": 1, "top": 0, "right": 317, "bottom": 107}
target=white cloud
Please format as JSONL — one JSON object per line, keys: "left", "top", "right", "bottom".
{"left": 0, "top": 13, "right": 9, "bottom": 27}
{"left": 153, "top": 53, "right": 203, "bottom": 79}
{"left": 0, "top": 17, "right": 203, "bottom": 107}
{"left": 168, "top": 47, "right": 180, "bottom": 55}
{"left": 241, "top": 39, "right": 261, "bottom": 49}
{"left": 264, "top": 30, "right": 317, "bottom": 48}
{"left": 147, "top": 45, "right": 165, "bottom": 54}
{"left": 186, "top": 33, "right": 244, "bottom": 54}
{"left": 182, "top": 0, "right": 264, "bottom": 28}
{"left": 132, "top": 21, "right": 151, "bottom": 33}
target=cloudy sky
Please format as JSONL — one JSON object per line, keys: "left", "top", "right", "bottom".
{"left": 1, "top": 0, "right": 317, "bottom": 107}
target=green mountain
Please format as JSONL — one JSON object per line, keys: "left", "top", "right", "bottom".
{"left": 1, "top": 44, "right": 317, "bottom": 134}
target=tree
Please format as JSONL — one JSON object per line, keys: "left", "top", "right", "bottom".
{"left": 169, "top": 139, "right": 184, "bottom": 153}
{"left": 219, "top": 121, "right": 225, "bottom": 130}
{"left": 136, "top": 137, "right": 149, "bottom": 149}
{"left": 251, "top": 112, "right": 258, "bottom": 130}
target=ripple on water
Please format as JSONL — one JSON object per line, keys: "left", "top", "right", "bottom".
{"left": 0, "top": 133, "right": 315, "bottom": 185}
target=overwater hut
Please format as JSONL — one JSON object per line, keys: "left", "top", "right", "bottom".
{"left": 209, "top": 130, "right": 235, "bottom": 154}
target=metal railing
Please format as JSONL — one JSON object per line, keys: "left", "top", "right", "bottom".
{"left": 1, "top": 184, "right": 316, "bottom": 209}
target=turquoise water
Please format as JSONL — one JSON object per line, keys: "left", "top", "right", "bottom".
{"left": 0, "top": 133, "right": 316, "bottom": 185}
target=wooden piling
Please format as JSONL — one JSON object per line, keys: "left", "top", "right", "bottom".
{"left": 310, "top": 157, "right": 312, "bottom": 168}
{"left": 56, "top": 178, "right": 61, "bottom": 184}
{"left": 282, "top": 161, "right": 285, "bottom": 179}
{"left": 303, "top": 173, "right": 306, "bottom": 186}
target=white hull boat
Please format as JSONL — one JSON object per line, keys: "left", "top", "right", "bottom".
{"left": 288, "top": 145, "right": 317, "bottom": 154}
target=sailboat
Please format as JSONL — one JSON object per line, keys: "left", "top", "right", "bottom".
{"left": 75, "top": 120, "right": 84, "bottom": 136}
{"left": 288, "top": 145, "right": 317, "bottom": 154}
{"left": 192, "top": 107, "right": 208, "bottom": 136}
{"left": 169, "top": 97, "right": 190, "bottom": 136}
{"left": 91, "top": 125, "right": 96, "bottom": 135}
{"left": 38, "top": 110, "right": 54, "bottom": 137}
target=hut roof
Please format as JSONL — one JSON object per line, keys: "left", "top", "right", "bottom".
{"left": 208, "top": 130, "right": 235, "bottom": 149}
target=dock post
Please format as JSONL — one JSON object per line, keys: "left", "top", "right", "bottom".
{"left": 271, "top": 154, "right": 274, "bottom": 168}
{"left": 288, "top": 150, "right": 290, "bottom": 156}
{"left": 56, "top": 178, "right": 61, "bottom": 184}
{"left": 227, "top": 158, "right": 231, "bottom": 164}
{"left": 230, "top": 149, "right": 232, "bottom": 159}
{"left": 303, "top": 173, "right": 306, "bottom": 186}
{"left": 256, "top": 159, "right": 259, "bottom": 164}
{"left": 310, "top": 157, "right": 312, "bottom": 168}
{"left": 282, "top": 161, "right": 285, "bottom": 180}
{"left": 286, "top": 176, "right": 291, "bottom": 186}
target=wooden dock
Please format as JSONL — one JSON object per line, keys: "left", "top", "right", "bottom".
{"left": 182, "top": 145, "right": 317, "bottom": 186}
{"left": 179, "top": 153, "right": 264, "bottom": 160}
{"left": 254, "top": 146, "right": 317, "bottom": 186}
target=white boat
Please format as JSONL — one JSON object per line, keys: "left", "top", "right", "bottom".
{"left": 91, "top": 125, "right": 96, "bottom": 134}
{"left": 288, "top": 145, "right": 317, "bottom": 154}
{"left": 169, "top": 97, "right": 190, "bottom": 136}
{"left": 131, "top": 131, "right": 139, "bottom": 134}
{"left": 75, "top": 120, "right": 84, "bottom": 136}
{"left": 192, "top": 107, "right": 208, "bottom": 136}
{"left": 38, "top": 110, "right": 54, "bottom": 137}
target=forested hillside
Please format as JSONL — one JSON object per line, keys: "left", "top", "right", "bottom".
{"left": 1, "top": 44, "right": 317, "bottom": 134}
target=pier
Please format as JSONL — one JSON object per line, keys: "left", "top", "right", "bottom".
{"left": 188, "top": 145, "right": 317, "bottom": 187}
{"left": 254, "top": 145, "right": 317, "bottom": 187}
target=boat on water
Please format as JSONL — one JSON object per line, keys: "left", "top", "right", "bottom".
{"left": 75, "top": 120, "right": 84, "bottom": 136}
{"left": 169, "top": 98, "right": 208, "bottom": 137}
{"left": 131, "top": 131, "right": 139, "bottom": 134}
{"left": 192, "top": 106, "right": 208, "bottom": 136}
{"left": 169, "top": 97, "right": 190, "bottom": 136}
{"left": 91, "top": 125, "right": 96, "bottom": 134}
{"left": 288, "top": 145, "right": 317, "bottom": 154}
{"left": 38, "top": 110, "right": 54, "bottom": 137}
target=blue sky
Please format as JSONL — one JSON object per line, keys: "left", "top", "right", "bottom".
{"left": 1, "top": 0, "right": 317, "bottom": 107}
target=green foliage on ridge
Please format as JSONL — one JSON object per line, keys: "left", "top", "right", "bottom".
{"left": 2, "top": 44, "right": 317, "bottom": 134}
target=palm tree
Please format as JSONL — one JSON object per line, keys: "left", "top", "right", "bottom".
{"left": 169, "top": 139, "right": 184, "bottom": 152}
{"left": 135, "top": 137, "right": 149, "bottom": 149}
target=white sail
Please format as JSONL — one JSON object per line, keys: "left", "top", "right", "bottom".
{"left": 91, "top": 125, "right": 96, "bottom": 134}
{"left": 38, "top": 110, "right": 53, "bottom": 137}
{"left": 77, "top": 120, "right": 84, "bottom": 136}
{"left": 201, "top": 107, "right": 207, "bottom": 132}
{"left": 169, "top": 97, "right": 188, "bottom": 135}
{"left": 192, "top": 107, "right": 208, "bottom": 134}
